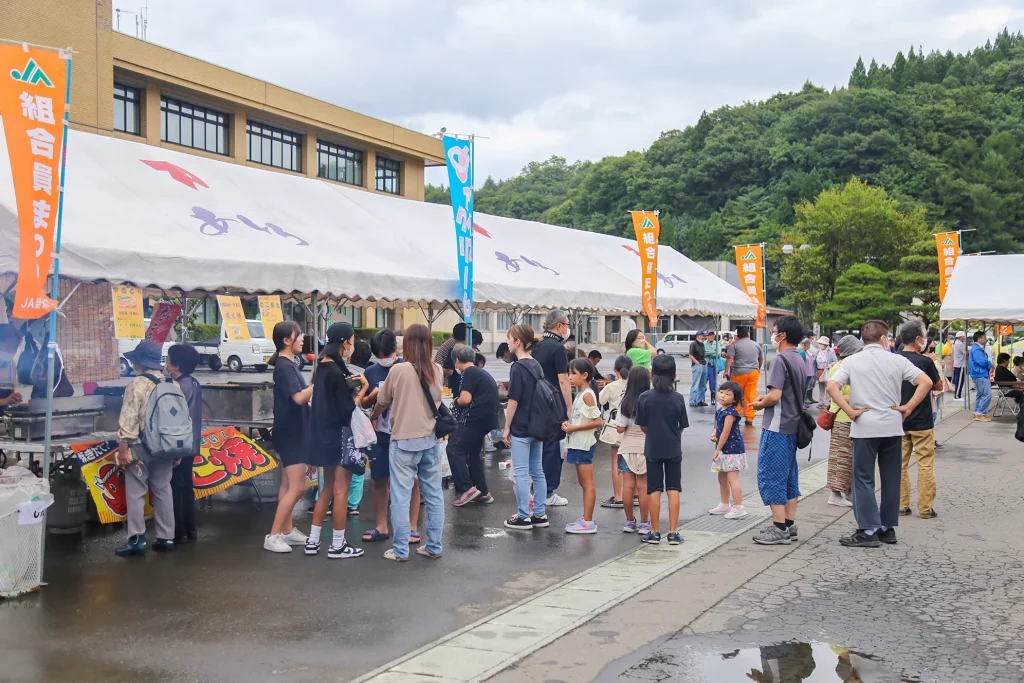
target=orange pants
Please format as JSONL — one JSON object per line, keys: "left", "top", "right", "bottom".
{"left": 732, "top": 370, "right": 759, "bottom": 422}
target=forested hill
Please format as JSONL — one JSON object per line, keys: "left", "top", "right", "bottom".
{"left": 426, "top": 30, "right": 1024, "bottom": 264}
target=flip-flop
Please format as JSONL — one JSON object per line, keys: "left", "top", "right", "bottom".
{"left": 383, "top": 549, "right": 409, "bottom": 562}
{"left": 362, "top": 528, "right": 390, "bottom": 542}
{"left": 409, "top": 530, "right": 421, "bottom": 544}
{"left": 416, "top": 546, "right": 442, "bottom": 559}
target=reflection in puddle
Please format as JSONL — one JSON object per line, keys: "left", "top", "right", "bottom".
{"left": 693, "top": 642, "right": 920, "bottom": 682}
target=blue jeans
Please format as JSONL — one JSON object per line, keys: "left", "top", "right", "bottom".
{"left": 389, "top": 441, "right": 444, "bottom": 558}
{"left": 707, "top": 364, "right": 717, "bottom": 398}
{"left": 689, "top": 363, "right": 706, "bottom": 404}
{"left": 973, "top": 376, "right": 991, "bottom": 415}
{"left": 511, "top": 435, "right": 547, "bottom": 519}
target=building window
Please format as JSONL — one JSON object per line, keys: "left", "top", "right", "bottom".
{"left": 317, "top": 140, "right": 363, "bottom": 186}
{"left": 471, "top": 312, "right": 489, "bottom": 331}
{"left": 496, "top": 313, "right": 514, "bottom": 332}
{"left": 113, "top": 83, "right": 141, "bottom": 135}
{"left": 524, "top": 313, "right": 542, "bottom": 331}
{"left": 247, "top": 121, "right": 302, "bottom": 172}
{"left": 160, "top": 96, "right": 228, "bottom": 155}
{"left": 375, "top": 156, "right": 400, "bottom": 194}
{"left": 374, "top": 308, "right": 395, "bottom": 330}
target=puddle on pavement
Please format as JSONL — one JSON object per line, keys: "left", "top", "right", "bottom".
{"left": 668, "top": 642, "right": 920, "bottom": 682}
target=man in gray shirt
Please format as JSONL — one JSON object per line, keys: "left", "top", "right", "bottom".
{"left": 828, "top": 319, "right": 932, "bottom": 548}
{"left": 725, "top": 326, "right": 763, "bottom": 426}
{"left": 952, "top": 331, "right": 967, "bottom": 399}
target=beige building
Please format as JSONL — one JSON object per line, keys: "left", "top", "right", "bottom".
{"left": 2, "top": 0, "right": 458, "bottom": 334}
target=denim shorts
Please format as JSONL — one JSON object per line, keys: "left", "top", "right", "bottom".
{"left": 617, "top": 454, "right": 630, "bottom": 473}
{"left": 566, "top": 444, "right": 596, "bottom": 465}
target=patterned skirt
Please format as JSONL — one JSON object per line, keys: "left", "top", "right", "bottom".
{"left": 826, "top": 421, "right": 852, "bottom": 494}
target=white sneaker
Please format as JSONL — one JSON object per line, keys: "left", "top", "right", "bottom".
{"left": 263, "top": 534, "right": 291, "bottom": 553}
{"left": 280, "top": 528, "right": 309, "bottom": 546}
{"left": 708, "top": 503, "right": 731, "bottom": 515}
{"left": 545, "top": 493, "right": 569, "bottom": 507}
{"left": 725, "top": 506, "right": 748, "bottom": 519}
{"left": 828, "top": 491, "right": 853, "bottom": 507}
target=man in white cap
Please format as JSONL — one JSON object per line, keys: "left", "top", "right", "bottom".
{"left": 952, "top": 331, "right": 967, "bottom": 399}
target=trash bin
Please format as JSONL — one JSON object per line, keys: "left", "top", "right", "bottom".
{"left": 0, "top": 467, "right": 54, "bottom": 598}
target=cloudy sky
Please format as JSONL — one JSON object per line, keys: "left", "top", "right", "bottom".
{"left": 114, "top": 0, "right": 1024, "bottom": 185}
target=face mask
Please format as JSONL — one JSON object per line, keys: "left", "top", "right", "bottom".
{"left": 561, "top": 328, "right": 571, "bottom": 342}
{"left": 343, "top": 343, "right": 353, "bottom": 360}
{"left": 377, "top": 356, "right": 396, "bottom": 368}
{"left": 770, "top": 334, "right": 780, "bottom": 350}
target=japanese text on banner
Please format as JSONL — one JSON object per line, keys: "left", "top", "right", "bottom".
{"left": 217, "top": 295, "right": 250, "bottom": 341}
{"left": 630, "top": 211, "right": 661, "bottom": 326}
{"left": 734, "top": 245, "right": 767, "bottom": 328}
{"left": 0, "top": 45, "right": 68, "bottom": 319}
{"left": 935, "top": 232, "right": 960, "bottom": 303}
{"left": 145, "top": 302, "right": 181, "bottom": 344}
{"left": 443, "top": 136, "right": 474, "bottom": 323}
{"left": 257, "top": 296, "right": 284, "bottom": 339}
{"left": 111, "top": 284, "right": 145, "bottom": 339}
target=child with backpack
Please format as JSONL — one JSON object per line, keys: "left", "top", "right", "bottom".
{"left": 166, "top": 344, "right": 204, "bottom": 544}
{"left": 708, "top": 380, "right": 748, "bottom": 519}
{"left": 562, "top": 358, "right": 604, "bottom": 535}
{"left": 636, "top": 354, "right": 689, "bottom": 545}
{"left": 616, "top": 365, "right": 652, "bottom": 534}
{"left": 113, "top": 340, "right": 194, "bottom": 557}
{"left": 502, "top": 324, "right": 551, "bottom": 531}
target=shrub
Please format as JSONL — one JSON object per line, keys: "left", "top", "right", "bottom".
{"left": 189, "top": 323, "right": 221, "bottom": 342}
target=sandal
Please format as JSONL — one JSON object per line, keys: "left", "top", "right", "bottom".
{"left": 409, "top": 530, "right": 421, "bottom": 544}
{"left": 383, "top": 548, "right": 409, "bottom": 562}
{"left": 416, "top": 546, "right": 442, "bottom": 559}
{"left": 362, "top": 528, "right": 390, "bottom": 542}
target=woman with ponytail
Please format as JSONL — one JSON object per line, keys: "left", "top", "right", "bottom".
{"left": 264, "top": 321, "right": 314, "bottom": 554}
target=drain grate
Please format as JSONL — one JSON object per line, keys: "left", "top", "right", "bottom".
{"left": 681, "top": 513, "right": 768, "bottom": 533}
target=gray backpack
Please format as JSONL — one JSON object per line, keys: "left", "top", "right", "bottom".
{"left": 140, "top": 375, "right": 195, "bottom": 460}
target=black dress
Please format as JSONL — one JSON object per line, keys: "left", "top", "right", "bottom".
{"left": 306, "top": 360, "right": 356, "bottom": 468}
{"left": 272, "top": 356, "right": 310, "bottom": 466}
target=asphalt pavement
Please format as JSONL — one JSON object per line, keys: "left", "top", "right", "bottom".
{"left": 0, "top": 375, "right": 823, "bottom": 683}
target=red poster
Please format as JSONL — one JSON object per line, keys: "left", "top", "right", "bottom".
{"left": 145, "top": 302, "right": 181, "bottom": 344}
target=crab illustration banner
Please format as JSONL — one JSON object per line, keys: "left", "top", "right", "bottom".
{"left": 73, "top": 427, "right": 278, "bottom": 523}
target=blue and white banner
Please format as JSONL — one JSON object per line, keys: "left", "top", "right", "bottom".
{"left": 443, "top": 135, "right": 474, "bottom": 322}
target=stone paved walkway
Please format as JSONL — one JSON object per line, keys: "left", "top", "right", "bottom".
{"left": 491, "top": 407, "right": 1024, "bottom": 683}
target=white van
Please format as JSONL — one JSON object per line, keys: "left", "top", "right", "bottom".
{"left": 656, "top": 330, "right": 700, "bottom": 357}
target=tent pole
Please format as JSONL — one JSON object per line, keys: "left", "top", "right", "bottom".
{"left": 311, "top": 291, "right": 319, "bottom": 372}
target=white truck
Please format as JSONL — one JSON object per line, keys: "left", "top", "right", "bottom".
{"left": 117, "top": 319, "right": 279, "bottom": 375}
{"left": 192, "top": 320, "right": 278, "bottom": 373}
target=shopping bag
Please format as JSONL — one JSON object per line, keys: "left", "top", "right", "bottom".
{"left": 350, "top": 409, "right": 377, "bottom": 450}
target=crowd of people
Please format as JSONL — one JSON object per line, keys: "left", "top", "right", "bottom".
{"left": 109, "top": 307, "right": 1010, "bottom": 558}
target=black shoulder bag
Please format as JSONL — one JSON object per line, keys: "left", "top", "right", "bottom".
{"left": 420, "top": 375, "right": 457, "bottom": 439}
{"left": 779, "top": 353, "right": 817, "bottom": 457}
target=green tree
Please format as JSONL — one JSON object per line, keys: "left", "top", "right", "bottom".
{"left": 816, "top": 264, "right": 903, "bottom": 330}
{"left": 892, "top": 237, "right": 942, "bottom": 328}
{"left": 779, "top": 178, "right": 928, "bottom": 318}
{"left": 849, "top": 56, "right": 869, "bottom": 88}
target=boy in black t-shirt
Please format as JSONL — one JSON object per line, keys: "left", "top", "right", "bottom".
{"left": 636, "top": 354, "right": 689, "bottom": 545}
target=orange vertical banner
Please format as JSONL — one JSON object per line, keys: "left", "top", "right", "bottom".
{"left": 935, "top": 232, "right": 960, "bottom": 303}
{"left": 734, "top": 244, "right": 766, "bottom": 328}
{"left": 0, "top": 44, "right": 69, "bottom": 319}
{"left": 630, "top": 211, "right": 660, "bottom": 326}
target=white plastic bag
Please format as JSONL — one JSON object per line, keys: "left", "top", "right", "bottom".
{"left": 441, "top": 440, "right": 453, "bottom": 478}
{"left": 350, "top": 409, "right": 378, "bottom": 450}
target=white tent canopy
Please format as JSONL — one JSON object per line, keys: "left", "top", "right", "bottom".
{"left": 0, "top": 123, "right": 756, "bottom": 317}
{"left": 940, "top": 254, "right": 1024, "bottom": 323}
